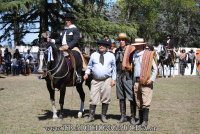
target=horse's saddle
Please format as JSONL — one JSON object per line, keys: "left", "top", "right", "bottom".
{"left": 63, "top": 50, "right": 76, "bottom": 69}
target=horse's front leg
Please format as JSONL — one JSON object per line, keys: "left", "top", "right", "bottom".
{"left": 47, "top": 84, "right": 58, "bottom": 119}
{"left": 76, "top": 84, "right": 85, "bottom": 118}
{"left": 59, "top": 86, "right": 66, "bottom": 119}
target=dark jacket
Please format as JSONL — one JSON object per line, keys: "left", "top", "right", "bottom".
{"left": 13, "top": 52, "right": 21, "bottom": 60}
{"left": 55, "top": 26, "right": 80, "bottom": 49}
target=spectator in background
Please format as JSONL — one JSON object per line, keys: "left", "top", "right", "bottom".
{"left": 25, "top": 49, "right": 33, "bottom": 61}
{"left": 187, "top": 48, "right": 196, "bottom": 75}
{"left": 12, "top": 49, "right": 21, "bottom": 75}
{"left": 166, "top": 35, "right": 174, "bottom": 49}
{"left": 109, "top": 43, "right": 116, "bottom": 54}
{"left": 179, "top": 49, "right": 187, "bottom": 76}
{"left": 24, "top": 50, "right": 34, "bottom": 75}
{"left": 144, "top": 43, "right": 154, "bottom": 51}
{"left": 174, "top": 48, "right": 180, "bottom": 63}
{"left": 103, "top": 35, "right": 112, "bottom": 44}
{"left": 4, "top": 48, "right": 12, "bottom": 75}
{"left": 13, "top": 49, "right": 21, "bottom": 60}
{"left": 0, "top": 45, "right": 2, "bottom": 73}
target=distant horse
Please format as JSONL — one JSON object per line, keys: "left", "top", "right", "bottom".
{"left": 158, "top": 45, "right": 176, "bottom": 78}
{"left": 38, "top": 42, "right": 86, "bottom": 119}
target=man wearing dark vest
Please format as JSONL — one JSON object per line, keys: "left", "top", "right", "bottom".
{"left": 115, "top": 33, "right": 137, "bottom": 125}
{"left": 49, "top": 13, "right": 82, "bottom": 83}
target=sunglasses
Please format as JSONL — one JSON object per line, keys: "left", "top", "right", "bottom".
{"left": 119, "top": 39, "right": 126, "bottom": 41}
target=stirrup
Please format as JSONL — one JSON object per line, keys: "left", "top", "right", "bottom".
{"left": 75, "top": 71, "right": 82, "bottom": 83}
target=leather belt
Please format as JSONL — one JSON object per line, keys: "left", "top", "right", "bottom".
{"left": 93, "top": 77, "right": 110, "bottom": 81}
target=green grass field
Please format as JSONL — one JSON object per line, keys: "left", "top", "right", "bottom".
{"left": 0, "top": 75, "right": 199, "bottom": 134}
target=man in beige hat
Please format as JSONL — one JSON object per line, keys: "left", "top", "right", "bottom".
{"left": 115, "top": 33, "right": 137, "bottom": 125}
{"left": 132, "top": 38, "right": 157, "bottom": 128}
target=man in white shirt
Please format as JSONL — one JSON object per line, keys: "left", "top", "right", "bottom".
{"left": 132, "top": 38, "right": 158, "bottom": 128}
{"left": 84, "top": 40, "right": 116, "bottom": 123}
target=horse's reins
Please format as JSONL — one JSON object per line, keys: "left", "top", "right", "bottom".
{"left": 39, "top": 47, "right": 70, "bottom": 90}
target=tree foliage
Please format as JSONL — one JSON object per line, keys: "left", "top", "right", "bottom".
{"left": 0, "top": 0, "right": 199, "bottom": 48}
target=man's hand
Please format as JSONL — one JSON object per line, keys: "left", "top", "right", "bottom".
{"left": 83, "top": 74, "right": 88, "bottom": 80}
{"left": 146, "top": 80, "right": 153, "bottom": 85}
{"left": 59, "top": 45, "right": 69, "bottom": 51}
{"left": 110, "top": 80, "right": 116, "bottom": 87}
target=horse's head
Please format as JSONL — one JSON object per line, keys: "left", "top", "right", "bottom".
{"left": 37, "top": 42, "right": 58, "bottom": 73}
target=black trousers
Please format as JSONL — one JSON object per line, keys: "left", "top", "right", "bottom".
{"left": 71, "top": 50, "right": 83, "bottom": 75}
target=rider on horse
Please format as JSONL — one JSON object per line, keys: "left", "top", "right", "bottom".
{"left": 48, "top": 13, "right": 83, "bottom": 83}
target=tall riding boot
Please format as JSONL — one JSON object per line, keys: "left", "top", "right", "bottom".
{"left": 136, "top": 109, "right": 143, "bottom": 125}
{"left": 118, "top": 99, "right": 127, "bottom": 123}
{"left": 141, "top": 108, "right": 149, "bottom": 128}
{"left": 85, "top": 105, "right": 96, "bottom": 123}
{"left": 73, "top": 51, "right": 82, "bottom": 84}
{"left": 130, "top": 101, "right": 137, "bottom": 125}
{"left": 101, "top": 103, "right": 109, "bottom": 123}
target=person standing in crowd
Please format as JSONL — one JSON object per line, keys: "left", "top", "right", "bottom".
{"left": 132, "top": 38, "right": 158, "bottom": 128}
{"left": 84, "top": 40, "right": 116, "bottom": 123}
{"left": 115, "top": 33, "right": 137, "bottom": 125}
{"left": 24, "top": 50, "right": 34, "bottom": 75}
{"left": 179, "top": 49, "right": 187, "bottom": 76}
{"left": 174, "top": 48, "right": 180, "bottom": 63}
{"left": 109, "top": 43, "right": 117, "bottom": 54}
{"left": 187, "top": 48, "right": 196, "bottom": 75}
{"left": 103, "top": 35, "right": 112, "bottom": 44}
{"left": 13, "top": 49, "right": 21, "bottom": 75}
{"left": 166, "top": 35, "right": 174, "bottom": 49}
{"left": 4, "top": 48, "right": 12, "bottom": 75}
{"left": 25, "top": 49, "right": 33, "bottom": 61}
{"left": 0, "top": 45, "right": 2, "bottom": 73}
{"left": 49, "top": 13, "right": 83, "bottom": 83}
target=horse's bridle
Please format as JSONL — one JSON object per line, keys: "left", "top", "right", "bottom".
{"left": 38, "top": 46, "right": 69, "bottom": 79}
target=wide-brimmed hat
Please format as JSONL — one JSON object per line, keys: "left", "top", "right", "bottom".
{"left": 116, "top": 33, "right": 130, "bottom": 41}
{"left": 131, "top": 38, "right": 146, "bottom": 46}
{"left": 97, "top": 40, "right": 111, "bottom": 47}
{"left": 41, "top": 32, "right": 47, "bottom": 38}
{"left": 65, "top": 13, "right": 76, "bottom": 20}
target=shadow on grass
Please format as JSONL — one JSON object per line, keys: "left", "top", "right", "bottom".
{"left": 0, "top": 88, "right": 5, "bottom": 91}
{"left": 38, "top": 109, "right": 90, "bottom": 120}
{"left": 0, "top": 75, "right": 6, "bottom": 78}
{"left": 38, "top": 109, "right": 121, "bottom": 121}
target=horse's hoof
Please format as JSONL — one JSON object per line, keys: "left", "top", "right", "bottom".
{"left": 58, "top": 114, "right": 63, "bottom": 120}
{"left": 78, "top": 112, "right": 83, "bottom": 118}
{"left": 53, "top": 115, "right": 58, "bottom": 119}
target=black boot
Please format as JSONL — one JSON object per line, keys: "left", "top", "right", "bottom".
{"left": 130, "top": 101, "right": 137, "bottom": 125}
{"left": 118, "top": 99, "right": 127, "bottom": 123}
{"left": 101, "top": 103, "right": 109, "bottom": 123}
{"left": 141, "top": 108, "right": 149, "bottom": 128}
{"left": 136, "top": 109, "right": 143, "bottom": 125}
{"left": 85, "top": 105, "right": 96, "bottom": 123}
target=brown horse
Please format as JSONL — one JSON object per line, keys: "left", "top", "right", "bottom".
{"left": 38, "top": 42, "right": 87, "bottom": 119}
{"left": 158, "top": 45, "right": 176, "bottom": 77}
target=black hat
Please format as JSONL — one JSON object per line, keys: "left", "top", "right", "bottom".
{"left": 65, "top": 13, "right": 76, "bottom": 20}
{"left": 97, "top": 40, "right": 111, "bottom": 47}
